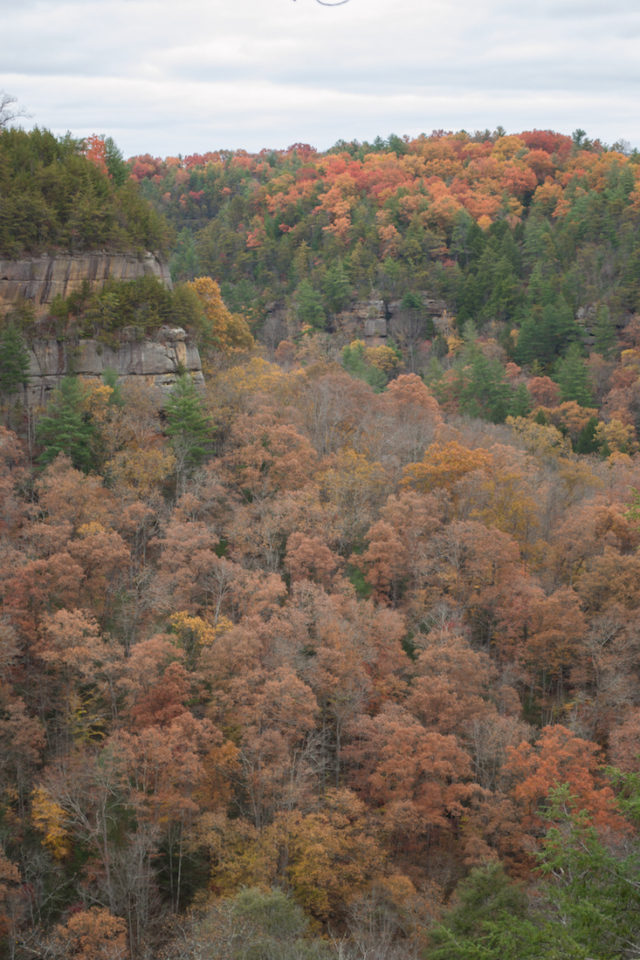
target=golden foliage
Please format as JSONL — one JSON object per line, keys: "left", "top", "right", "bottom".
{"left": 364, "top": 344, "right": 400, "bottom": 374}
{"left": 169, "top": 611, "right": 232, "bottom": 666}
{"left": 595, "top": 418, "right": 638, "bottom": 455}
{"left": 401, "top": 440, "right": 492, "bottom": 494}
{"left": 106, "top": 446, "right": 176, "bottom": 500}
{"left": 32, "top": 786, "right": 71, "bottom": 860}
{"left": 188, "top": 276, "right": 254, "bottom": 353}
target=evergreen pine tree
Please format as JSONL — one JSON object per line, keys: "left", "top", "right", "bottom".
{"left": 575, "top": 415, "right": 600, "bottom": 454}
{"left": 165, "top": 373, "right": 211, "bottom": 495}
{"left": 555, "top": 342, "right": 593, "bottom": 406}
{"left": 593, "top": 304, "right": 616, "bottom": 358}
{"left": 36, "top": 376, "right": 96, "bottom": 472}
{"left": 0, "top": 322, "right": 30, "bottom": 397}
{"left": 295, "top": 279, "right": 326, "bottom": 330}
{"left": 428, "top": 862, "right": 576, "bottom": 960}
{"left": 322, "top": 261, "right": 351, "bottom": 316}
{"left": 537, "top": 783, "right": 640, "bottom": 960}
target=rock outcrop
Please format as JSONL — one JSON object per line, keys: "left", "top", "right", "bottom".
{"left": 25, "top": 326, "right": 203, "bottom": 406}
{"left": 0, "top": 251, "right": 171, "bottom": 311}
{"left": 336, "top": 296, "right": 449, "bottom": 345}
{"left": 261, "top": 295, "right": 450, "bottom": 350}
{"left": 0, "top": 251, "right": 201, "bottom": 405}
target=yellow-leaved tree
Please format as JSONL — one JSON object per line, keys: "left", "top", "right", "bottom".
{"left": 400, "top": 440, "right": 493, "bottom": 515}
{"left": 187, "top": 277, "right": 254, "bottom": 354}
{"left": 32, "top": 786, "right": 72, "bottom": 860}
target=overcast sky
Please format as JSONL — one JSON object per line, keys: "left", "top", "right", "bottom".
{"left": 2, "top": 0, "right": 639, "bottom": 159}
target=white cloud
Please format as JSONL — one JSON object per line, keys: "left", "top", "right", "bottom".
{"left": 1, "top": 0, "right": 639, "bottom": 155}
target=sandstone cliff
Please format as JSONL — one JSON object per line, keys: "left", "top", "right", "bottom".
{"left": 25, "top": 326, "right": 203, "bottom": 406}
{"left": 260, "top": 295, "right": 449, "bottom": 351}
{"left": 0, "top": 252, "right": 204, "bottom": 405}
{"left": 0, "top": 251, "right": 171, "bottom": 311}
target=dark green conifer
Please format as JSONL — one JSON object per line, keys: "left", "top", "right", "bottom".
{"left": 36, "top": 376, "right": 96, "bottom": 472}
{"left": 0, "top": 322, "right": 30, "bottom": 398}
{"left": 165, "top": 373, "right": 211, "bottom": 495}
{"left": 555, "top": 342, "right": 593, "bottom": 406}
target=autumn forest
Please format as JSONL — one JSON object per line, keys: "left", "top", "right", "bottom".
{"left": 2, "top": 123, "right": 640, "bottom": 959}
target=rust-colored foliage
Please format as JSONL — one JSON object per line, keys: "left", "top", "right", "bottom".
{"left": 7, "top": 142, "right": 640, "bottom": 955}
{"left": 504, "top": 724, "right": 624, "bottom": 833}
{"left": 53, "top": 907, "right": 129, "bottom": 960}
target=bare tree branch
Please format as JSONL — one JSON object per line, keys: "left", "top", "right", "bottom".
{"left": 0, "top": 91, "right": 30, "bottom": 129}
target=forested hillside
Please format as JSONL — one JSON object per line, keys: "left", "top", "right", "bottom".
{"left": 132, "top": 129, "right": 640, "bottom": 349}
{"left": 2, "top": 127, "right": 640, "bottom": 959}
{"left": 129, "top": 128, "right": 640, "bottom": 451}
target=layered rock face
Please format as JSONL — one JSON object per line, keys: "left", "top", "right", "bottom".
{"left": 26, "top": 326, "right": 203, "bottom": 406}
{"left": 341, "top": 297, "right": 449, "bottom": 344}
{"left": 0, "top": 252, "right": 171, "bottom": 309}
{"left": 0, "top": 252, "right": 203, "bottom": 404}
{"left": 261, "top": 296, "right": 449, "bottom": 350}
